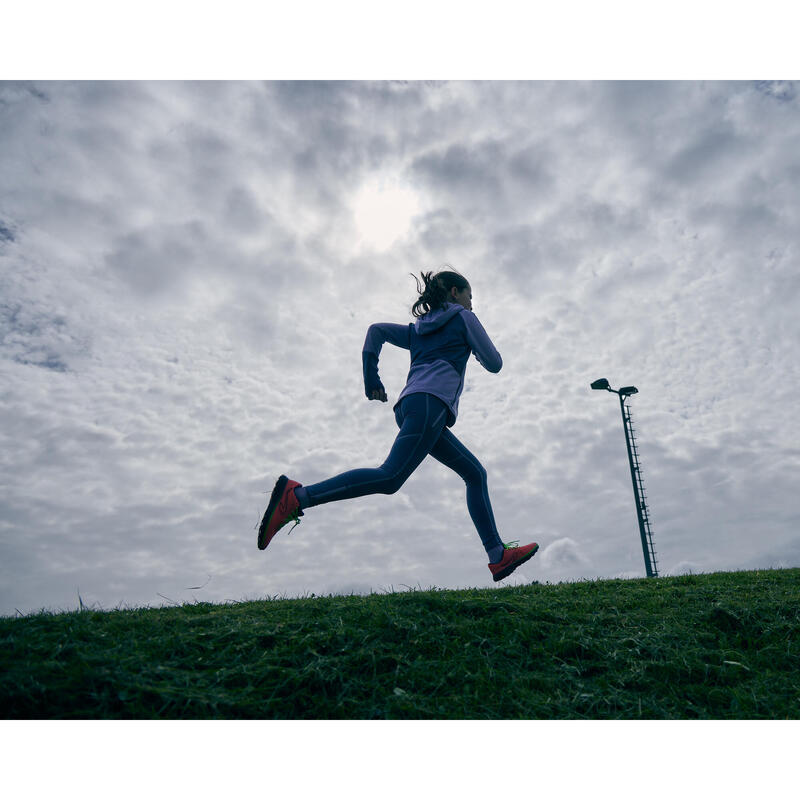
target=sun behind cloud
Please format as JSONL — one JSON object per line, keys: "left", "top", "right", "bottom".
{"left": 352, "top": 175, "right": 422, "bottom": 251}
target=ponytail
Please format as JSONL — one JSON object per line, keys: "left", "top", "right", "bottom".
{"left": 410, "top": 269, "right": 469, "bottom": 318}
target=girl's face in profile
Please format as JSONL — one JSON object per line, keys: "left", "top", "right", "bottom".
{"left": 450, "top": 285, "right": 473, "bottom": 311}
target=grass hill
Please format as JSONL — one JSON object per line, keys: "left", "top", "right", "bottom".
{"left": 1, "top": 568, "right": 798, "bottom": 719}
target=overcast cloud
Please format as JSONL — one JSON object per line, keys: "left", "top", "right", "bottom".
{"left": 1, "top": 80, "right": 798, "bottom": 616}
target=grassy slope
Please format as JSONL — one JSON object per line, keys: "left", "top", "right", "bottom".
{"left": 1, "top": 568, "right": 798, "bottom": 719}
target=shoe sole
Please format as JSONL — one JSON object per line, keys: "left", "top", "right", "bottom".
{"left": 258, "top": 474, "right": 289, "bottom": 550}
{"left": 492, "top": 543, "right": 539, "bottom": 582}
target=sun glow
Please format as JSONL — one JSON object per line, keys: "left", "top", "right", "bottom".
{"left": 352, "top": 176, "right": 421, "bottom": 251}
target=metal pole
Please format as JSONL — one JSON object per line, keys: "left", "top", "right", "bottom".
{"left": 618, "top": 393, "right": 656, "bottom": 578}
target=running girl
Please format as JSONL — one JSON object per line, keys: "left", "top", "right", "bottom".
{"left": 258, "top": 269, "right": 539, "bottom": 582}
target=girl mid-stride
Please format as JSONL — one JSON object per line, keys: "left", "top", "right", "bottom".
{"left": 258, "top": 269, "right": 539, "bottom": 582}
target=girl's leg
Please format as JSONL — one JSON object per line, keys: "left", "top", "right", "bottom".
{"left": 428, "top": 428, "right": 505, "bottom": 563}
{"left": 299, "top": 393, "right": 448, "bottom": 509}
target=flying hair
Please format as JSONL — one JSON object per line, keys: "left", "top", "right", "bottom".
{"left": 410, "top": 268, "right": 470, "bottom": 318}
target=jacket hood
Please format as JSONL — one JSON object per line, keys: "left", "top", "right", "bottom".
{"left": 414, "top": 302, "right": 466, "bottom": 335}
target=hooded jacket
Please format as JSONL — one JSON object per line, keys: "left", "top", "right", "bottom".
{"left": 362, "top": 302, "right": 502, "bottom": 427}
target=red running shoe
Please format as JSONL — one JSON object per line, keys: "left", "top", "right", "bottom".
{"left": 258, "top": 475, "right": 304, "bottom": 550}
{"left": 488, "top": 541, "right": 539, "bottom": 582}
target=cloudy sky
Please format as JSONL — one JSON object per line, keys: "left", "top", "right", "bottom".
{"left": 1, "top": 78, "right": 798, "bottom": 616}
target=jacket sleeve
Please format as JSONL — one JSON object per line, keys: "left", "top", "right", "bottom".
{"left": 462, "top": 311, "right": 502, "bottom": 373}
{"left": 362, "top": 323, "right": 411, "bottom": 397}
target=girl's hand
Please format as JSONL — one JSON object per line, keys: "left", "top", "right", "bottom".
{"left": 370, "top": 388, "right": 388, "bottom": 402}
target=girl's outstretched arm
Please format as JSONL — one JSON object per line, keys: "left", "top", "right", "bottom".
{"left": 362, "top": 322, "right": 411, "bottom": 401}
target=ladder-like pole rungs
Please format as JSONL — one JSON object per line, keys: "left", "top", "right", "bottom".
{"left": 622, "top": 397, "right": 657, "bottom": 577}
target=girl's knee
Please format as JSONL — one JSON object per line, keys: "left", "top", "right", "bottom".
{"left": 376, "top": 470, "right": 406, "bottom": 495}
{"left": 462, "top": 461, "right": 487, "bottom": 487}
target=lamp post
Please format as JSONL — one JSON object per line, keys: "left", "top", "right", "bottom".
{"left": 591, "top": 378, "right": 658, "bottom": 578}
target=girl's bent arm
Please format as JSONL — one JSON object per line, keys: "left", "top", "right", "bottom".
{"left": 462, "top": 311, "right": 502, "bottom": 373}
{"left": 363, "top": 323, "right": 411, "bottom": 355}
{"left": 362, "top": 322, "right": 411, "bottom": 399}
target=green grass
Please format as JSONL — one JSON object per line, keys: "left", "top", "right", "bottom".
{"left": 1, "top": 568, "right": 799, "bottom": 719}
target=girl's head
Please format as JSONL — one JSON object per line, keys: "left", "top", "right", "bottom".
{"left": 410, "top": 269, "right": 472, "bottom": 318}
